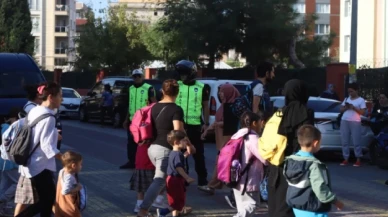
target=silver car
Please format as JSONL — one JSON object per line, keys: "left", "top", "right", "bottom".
{"left": 271, "top": 96, "right": 374, "bottom": 152}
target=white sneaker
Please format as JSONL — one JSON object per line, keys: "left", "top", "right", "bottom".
{"left": 152, "top": 195, "right": 169, "bottom": 209}
{"left": 133, "top": 204, "right": 140, "bottom": 213}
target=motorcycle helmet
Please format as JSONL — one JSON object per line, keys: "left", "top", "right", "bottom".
{"left": 175, "top": 60, "right": 197, "bottom": 82}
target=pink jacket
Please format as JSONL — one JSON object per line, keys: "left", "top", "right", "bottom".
{"left": 232, "top": 128, "right": 267, "bottom": 192}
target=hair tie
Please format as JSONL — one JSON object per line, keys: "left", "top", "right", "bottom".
{"left": 37, "top": 85, "right": 45, "bottom": 94}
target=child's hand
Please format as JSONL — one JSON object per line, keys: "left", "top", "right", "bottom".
{"left": 334, "top": 200, "right": 344, "bottom": 210}
{"left": 186, "top": 177, "right": 195, "bottom": 184}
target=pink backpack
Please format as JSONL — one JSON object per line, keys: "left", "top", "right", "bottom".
{"left": 129, "top": 103, "right": 167, "bottom": 145}
{"left": 217, "top": 133, "right": 254, "bottom": 195}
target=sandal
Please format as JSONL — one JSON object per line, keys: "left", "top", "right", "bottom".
{"left": 197, "top": 186, "right": 215, "bottom": 195}
{"left": 180, "top": 206, "right": 193, "bottom": 216}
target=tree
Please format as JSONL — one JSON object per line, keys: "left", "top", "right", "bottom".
{"left": 142, "top": 19, "right": 195, "bottom": 69}
{"left": 161, "top": 0, "right": 334, "bottom": 69}
{"left": 0, "top": 0, "right": 34, "bottom": 55}
{"left": 75, "top": 5, "right": 150, "bottom": 74}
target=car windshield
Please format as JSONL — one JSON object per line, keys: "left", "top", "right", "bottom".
{"left": 274, "top": 99, "right": 341, "bottom": 113}
{"left": 62, "top": 89, "right": 80, "bottom": 98}
{"left": 0, "top": 71, "right": 44, "bottom": 98}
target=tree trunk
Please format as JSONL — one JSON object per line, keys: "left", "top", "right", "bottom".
{"left": 208, "top": 53, "right": 215, "bottom": 72}
{"left": 289, "top": 36, "right": 306, "bottom": 69}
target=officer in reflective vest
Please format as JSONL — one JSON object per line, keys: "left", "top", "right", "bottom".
{"left": 120, "top": 69, "right": 156, "bottom": 169}
{"left": 175, "top": 60, "right": 210, "bottom": 187}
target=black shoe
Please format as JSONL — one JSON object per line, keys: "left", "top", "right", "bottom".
{"left": 119, "top": 162, "right": 135, "bottom": 169}
{"left": 224, "top": 194, "right": 236, "bottom": 209}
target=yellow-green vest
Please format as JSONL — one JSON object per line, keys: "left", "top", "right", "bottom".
{"left": 129, "top": 83, "right": 152, "bottom": 120}
{"left": 176, "top": 81, "right": 204, "bottom": 125}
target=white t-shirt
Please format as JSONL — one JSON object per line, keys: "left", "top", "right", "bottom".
{"left": 341, "top": 97, "right": 366, "bottom": 122}
{"left": 60, "top": 169, "right": 78, "bottom": 195}
{"left": 252, "top": 83, "right": 264, "bottom": 97}
{"left": 23, "top": 101, "right": 37, "bottom": 114}
{"left": 19, "top": 106, "right": 60, "bottom": 178}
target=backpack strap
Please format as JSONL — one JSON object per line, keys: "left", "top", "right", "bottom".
{"left": 155, "top": 104, "right": 168, "bottom": 121}
{"left": 27, "top": 113, "right": 56, "bottom": 159}
{"left": 23, "top": 102, "right": 37, "bottom": 111}
{"left": 28, "top": 113, "right": 55, "bottom": 127}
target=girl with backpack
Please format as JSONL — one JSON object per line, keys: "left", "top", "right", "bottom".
{"left": 230, "top": 111, "right": 267, "bottom": 217}
{"left": 23, "top": 84, "right": 42, "bottom": 114}
{"left": 15, "top": 82, "right": 63, "bottom": 217}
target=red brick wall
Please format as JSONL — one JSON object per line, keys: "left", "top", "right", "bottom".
{"left": 305, "top": 0, "right": 317, "bottom": 37}
{"left": 330, "top": 0, "right": 340, "bottom": 59}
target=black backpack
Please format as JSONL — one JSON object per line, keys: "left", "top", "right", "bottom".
{"left": 9, "top": 113, "right": 55, "bottom": 166}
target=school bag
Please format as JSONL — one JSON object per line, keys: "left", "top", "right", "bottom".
{"left": 217, "top": 132, "right": 254, "bottom": 195}
{"left": 6, "top": 113, "right": 54, "bottom": 166}
{"left": 258, "top": 110, "right": 288, "bottom": 166}
{"left": 1, "top": 120, "right": 23, "bottom": 161}
{"left": 130, "top": 103, "right": 167, "bottom": 145}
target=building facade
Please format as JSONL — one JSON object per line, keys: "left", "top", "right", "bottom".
{"left": 293, "top": 0, "right": 340, "bottom": 61}
{"left": 110, "top": 0, "right": 165, "bottom": 24}
{"left": 29, "top": 0, "right": 77, "bottom": 71}
{"left": 340, "top": 0, "right": 388, "bottom": 68}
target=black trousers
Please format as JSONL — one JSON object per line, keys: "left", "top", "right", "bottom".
{"left": 185, "top": 125, "right": 208, "bottom": 186}
{"left": 127, "top": 128, "right": 137, "bottom": 165}
{"left": 267, "top": 164, "right": 295, "bottom": 217}
{"left": 16, "top": 170, "right": 56, "bottom": 217}
{"left": 101, "top": 106, "right": 113, "bottom": 124}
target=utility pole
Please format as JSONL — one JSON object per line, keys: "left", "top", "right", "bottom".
{"left": 349, "top": 0, "right": 358, "bottom": 83}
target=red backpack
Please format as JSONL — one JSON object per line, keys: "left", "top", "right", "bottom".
{"left": 129, "top": 103, "right": 167, "bottom": 145}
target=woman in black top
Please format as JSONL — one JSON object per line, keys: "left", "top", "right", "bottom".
{"left": 267, "top": 79, "right": 314, "bottom": 217}
{"left": 137, "top": 79, "right": 195, "bottom": 217}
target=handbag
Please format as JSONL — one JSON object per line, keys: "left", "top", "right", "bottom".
{"left": 337, "top": 98, "right": 348, "bottom": 127}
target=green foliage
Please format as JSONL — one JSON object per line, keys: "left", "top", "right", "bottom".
{"left": 0, "top": 0, "right": 34, "bottom": 55}
{"left": 75, "top": 5, "right": 150, "bottom": 74}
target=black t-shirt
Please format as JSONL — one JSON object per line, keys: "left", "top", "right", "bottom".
{"left": 151, "top": 103, "right": 184, "bottom": 149}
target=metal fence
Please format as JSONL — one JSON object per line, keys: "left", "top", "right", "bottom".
{"left": 357, "top": 66, "right": 388, "bottom": 100}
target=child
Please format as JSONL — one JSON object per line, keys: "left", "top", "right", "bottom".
{"left": 157, "top": 130, "right": 195, "bottom": 217}
{"left": 283, "top": 125, "right": 344, "bottom": 217}
{"left": 130, "top": 144, "right": 168, "bottom": 213}
{"left": 0, "top": 108, "right": 21, "bottom": 216}
{"left": 230, "top": 111, "right": 267, "bottom": 217}
{"left": 55, "top": 151, "right": 83, "bottom": 217}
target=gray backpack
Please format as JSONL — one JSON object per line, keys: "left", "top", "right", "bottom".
{"left": 9, "top": 113, "right": 55, "bottom": 166}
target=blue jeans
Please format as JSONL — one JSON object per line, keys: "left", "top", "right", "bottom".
{"left": 340, "top": 120, "right": 363, "bottom": 159}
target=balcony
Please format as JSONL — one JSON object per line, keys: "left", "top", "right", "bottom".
{"left": 55, "top": 48, "right": 67, "bottom": 54}
{"left": 55, "top": 5, "right": 69, "bottom": 15}
{"left": 55, "top": 26, "right": 68, "bottom": 33}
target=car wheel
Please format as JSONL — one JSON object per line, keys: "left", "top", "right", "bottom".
{"left": 79, "top": 108, "right": 88, "bottom": 122}
{"left": 112, "top": 112, "right": 121, "bottom": 128}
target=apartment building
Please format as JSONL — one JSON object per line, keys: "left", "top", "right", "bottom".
{"left": 110, "top": 0, "right": 166, "bottom": 24}
{"left": 340, "top": 0, "right": 388, "bottom": 68}
{"left": 293, "top": 0, "right": 340, "bottom": 60}
{"left": 29, "top": 0, "right": 77, "bottom": 71}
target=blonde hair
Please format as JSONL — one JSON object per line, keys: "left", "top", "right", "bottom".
{"left": 61, "top": 151, "right": 83, "bottom": 169}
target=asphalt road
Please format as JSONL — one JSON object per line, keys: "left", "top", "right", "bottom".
{"left": 61, "top": 119, "right": 388, "bottom": 217}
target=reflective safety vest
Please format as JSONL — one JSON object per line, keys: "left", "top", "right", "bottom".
{"left": 176, "top": 81, "right": 204, "bottom": 125}
{"left": 129, "top": 83, "right": 152, "bottom": 120}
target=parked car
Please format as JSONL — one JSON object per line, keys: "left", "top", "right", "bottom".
{"left": 59, "top": 87, "right": 82, "bottom": 118}
{"left": 271, "top": 96, "right": 374, "bottom": 152}
{"left": 196, "top": 78, "right": 252, "bottom": 125}
{"left": 0, "top": 53, "right": 45, "bottom": 124}
{"left": 79, "top": 77, "right": 162, "bottom": 127}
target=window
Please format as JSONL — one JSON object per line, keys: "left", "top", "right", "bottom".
{"left": 345, "top": 0, "right": 351, "bottom": 17}
{"left": 62, "top": 89, "right": 80, "bottom": 98}
{"left": 344, "top": 35, "right": 350, "bottom": 52}
{"left": 34, "top": 37, "right": 40, "bottom": 54}
{"left": 293, "top": 3, "right": 306, "bottom": 13}
{"left": 31, "top": 17, "right": 40, "bottom": 33}
{"left": 29, "top": 0, "right": 40, "bottom": 10}
{"left": 55, "top": 58, "right": 67, "bottom": 66}
{"left": 316, "top": 4, "right": 330, "bottom": 14}
{"left": 315, "top": 24, "right": 330, "bottom": 35}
